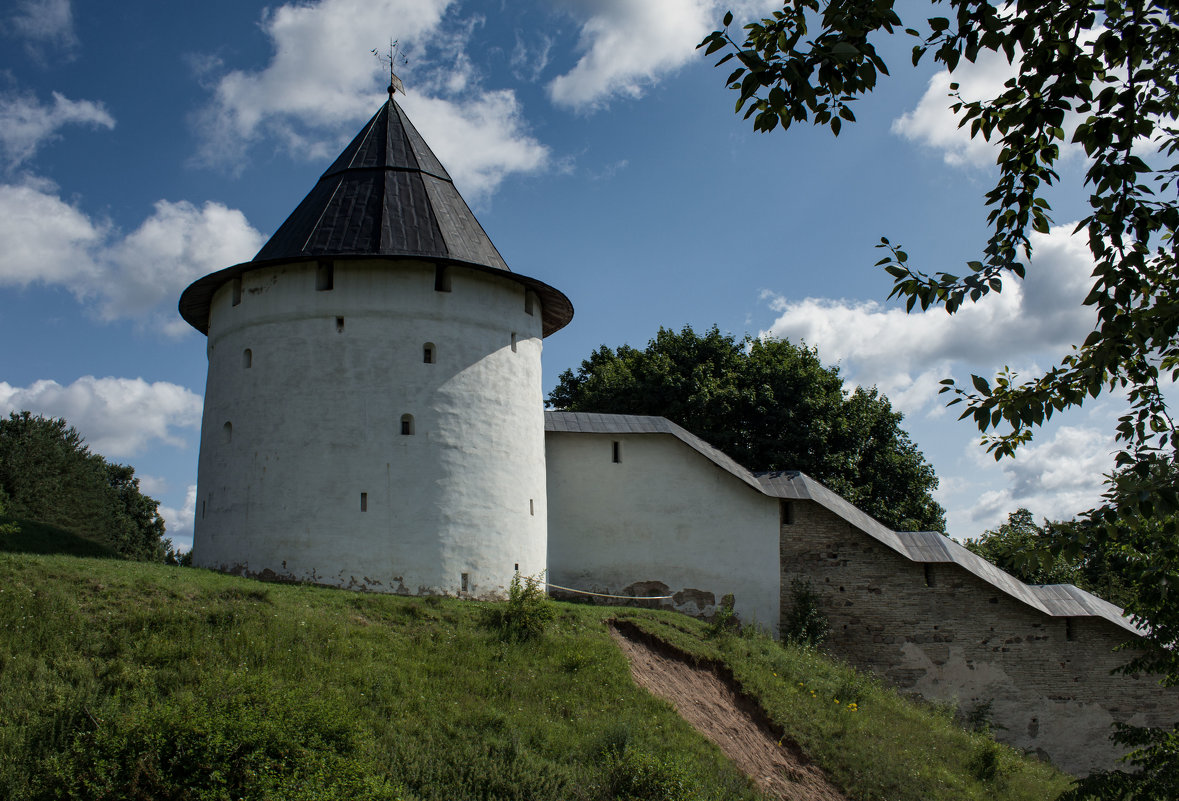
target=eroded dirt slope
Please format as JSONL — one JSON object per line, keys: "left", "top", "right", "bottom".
{"left": 610, "top": 625, "right": 848, "bottom": 801}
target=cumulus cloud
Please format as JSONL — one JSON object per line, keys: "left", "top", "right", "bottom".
{"left": 0, "top": 91, "right": 114, "bottom": 169}
{"left": 158, "top": 484, "right": 197, "bottom": 550}
{"left": 961, "top": 424, "right": 1115, "bottom": 530}
{"left": 547, "top": 0, "right": 716, "bottom": 111}
{"left": 761, "top": 224, "right": 1096, "bottom": 415}
{"left": 0, "top": 180, "right": 264, "bottom": 333}
{"left": 195, "top": 0, "right": 547, "bottom": 201}
{"left": 0, "top": 376, "right": 202, "bottom": 458}
{"left": 7, "top": 0, "right": 76, "bottom": 53}
{"left": 891, "top": 49, "right": 1017, "bottom": 167}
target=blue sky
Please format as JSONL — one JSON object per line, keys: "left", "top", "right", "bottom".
{"left": 0, "top": 0, "right": 1122, "bottom": 551}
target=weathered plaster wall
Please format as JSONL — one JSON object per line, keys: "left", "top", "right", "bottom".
{"left": 192, "top": 259, "right": 547, "bottom": 598}
{"left": 781, "top": 499, "right": 1179, "bottom": 775}
{"left": 546, "top": 432, "right": 780, "bottom": 630}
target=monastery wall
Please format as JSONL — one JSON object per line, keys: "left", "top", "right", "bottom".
{"left": 546, "top": 432, "right": 780, "bottom": 630}
{"left": 193, "top": 258, "right": 547, "bottom": 598}
{"left": 780, "top": 499, "right": 1179, "bottom": 775}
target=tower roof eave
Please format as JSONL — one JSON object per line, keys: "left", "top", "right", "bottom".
{"left": 177, "top": 254, "right": 574, "bottom": 338}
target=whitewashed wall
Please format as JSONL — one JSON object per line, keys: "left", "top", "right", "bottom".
{"left": 546, "top": 432, "right": 781, "bottom": 633}
{"left": 192, "top": 259, "right": 547, "bottom": 598}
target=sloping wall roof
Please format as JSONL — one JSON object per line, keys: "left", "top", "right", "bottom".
{"left": 545, "top": 410, "right": 1144, "bottom": 636}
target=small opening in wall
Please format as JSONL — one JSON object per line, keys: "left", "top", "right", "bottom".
{"left": 611, "top": 440, "right": 621, "bottom": 463}
{"left": 400, "top": 414, "right": 414, "bottom": 435}
{"left": 461, "top": 572, "right": 469, "bottom": 592}
{"left": 530, "top": 498, "right": 535, "bottom": 516}
{"left": 510, "top": 332, "right": 517, "bottom": 352}
{"left": 434, "top": 264, "right": 451, "bottom": 292}
{"left": 316, "top": 261, "right": 334, "bottom": 291}
{"left": 231, "top": 278, "right": 242, "bottom": 307}
{"left": 336, "top": 316, "right": 345, "bottom": 332}
{"left": 514, "top": 562, "right": 519, "bottom": 572}
{"left": 201, "top": 500, "right": 206, "bottom": 520}
{"left": 423, "top": 343, "right": 435, "bottom": 364}
{"left": 780, "top": 500, "right": 795, "bottom": 525}
{"left": 243, "top": 348, "right": 252, "bottom": 368}
{"left": 360, "top": 492, "right": 368, "bottom": 512}
{"left": 923, "top": 564, "right": 935, "bottom": 588}
{"left": 524, "top": 291, "right": 535, "bottom": 316}
{"left": 1065, "top": 617, "right": 1076, "bottom": 641}
{"left": 223, "top": 421, "right": 232, "bottom": 443}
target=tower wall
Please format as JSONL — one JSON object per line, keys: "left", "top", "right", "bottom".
{"left": 191, "top": 259, "right": 547, "bottom": 598}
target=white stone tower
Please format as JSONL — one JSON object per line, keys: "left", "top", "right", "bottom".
{"left": 178, "top": 93, "right": 572, "bottom": 597}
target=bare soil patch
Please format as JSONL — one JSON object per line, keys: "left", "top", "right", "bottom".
{"left": 610, "top": 623, "right": 848, "bottom": 801}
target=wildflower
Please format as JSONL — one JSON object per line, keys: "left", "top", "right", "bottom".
{"left": 834, "top": 699, "right": 839, "bottom": 704}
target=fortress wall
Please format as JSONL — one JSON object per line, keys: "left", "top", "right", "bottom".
{"left": 780, "top": 499, "right": 1179, "bottom": 775}
{"left": 546, "top": 432, "right": 780, "bottom": 630}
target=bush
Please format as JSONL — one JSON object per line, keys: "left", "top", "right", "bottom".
{"left": 782, "top": 579, "right": 829, "bottom": 647}
{"left": 703, "top": 593, "right": 738, "bottom": 640}
{"left": 489, "top": 572, "right": 555, "bottom": 642}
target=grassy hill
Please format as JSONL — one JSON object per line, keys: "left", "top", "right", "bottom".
{"left": 0, "top": 550, "right": 1073, "bottom": 801}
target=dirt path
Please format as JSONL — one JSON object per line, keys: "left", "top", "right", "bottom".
{"left": 610, "top": 625, "right": 848, "bottom": 801}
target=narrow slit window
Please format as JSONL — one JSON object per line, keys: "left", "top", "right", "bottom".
{"left": 434, "top": 264, "right": 451, "bottom": 292}
{"left": 514, "top": 562, "right": 519, "bottom": 572}
{"left": 529, "top": 498, "right": 535, "bottom": 516}
{"left": 611, "top": 441, "right": 621, "bottom": 463}
{"left": 360, "top": 492, "right": 368, "bottom": 512}
{"left": 923, "top": 564, "right": 935, "bottom": 588}
{"left": 231, "top": 278, "right": 242, "bottom": 307}
{"left": 223, "top": 421, "right": 232, "bottom": 443}
{"left": 461, "top": 572, "right": 470, "bottom": 592}
{"left": 423, "top": 343, "right": 435, "bottom": 364}
{"left": 242, "top": 348, "right": 252, "bottom": 368}
{"left": 524, "top": 291, "right": 535, "bottom": 316}
{"left": 316, "top": 261, "right": 334, "bottom": 291}
{"left": 780, "top": 500, "right": 795, "bottom": 525}
{"left": 201, "top": 500, "right": 206, "bottom": 520}
{"left": 336, "top": 316, "right": 345, "bottom": 333}
{"left": 510, "top": 332, "right": 517, "bottom": 352}
{"left": 400, "top": 414, "right": 414, "bottom": 436}
{"left": 1065, "top": 617, "right": 1076, "bottom": 641}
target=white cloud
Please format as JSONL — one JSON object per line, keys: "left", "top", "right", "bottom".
{"left": 960, "top": 424, "right": 1115, "bottom": 530}
{"left": 158, "top": 484, "right": 197, "bottom": 550}
{"left": 891, "top": 49, "right": 1017, "bottom": 167}
{"left": 0, "top": 91, "right": 114, "bottom": 169}
{"left": 547, "top": 0, "right": 716, "bottom": 111}
{"left": 195, "top": 0, "right": 547, "bottom": 200}
{"left": 7, "top": 0, "right": 76, "bottom": 51}
{"left": 0, "top": 376, "right": 202, "bottom": 458}
{"left": 760, "top": 224, "right": 1096, "bottom": 416}
{"left": 0, "top": 180, "right": 263, "bottom": 333}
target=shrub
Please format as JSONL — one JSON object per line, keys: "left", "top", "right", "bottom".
{"left": 703, "top": 593, "right": 738, "bottom": 640}
{"left": 489, "top": 572, "right": 555, "bottom": 642}
{"left": 782, "top": 579, "right": 829, "bottom": 647}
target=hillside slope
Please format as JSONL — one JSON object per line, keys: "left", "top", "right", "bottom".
{"left": 0, "top": 553, "right": 1072, "bottom": 800}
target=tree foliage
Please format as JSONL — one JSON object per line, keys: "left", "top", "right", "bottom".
{"left": 0, "top": 411, "right": 168, "bottom": 561}
{"left": 548, "top": 325, "right": 945, "bottom": 532}
{"left": 701, "top": 2, "right": 1179, "bottom": 794}
{"left": 964, "top": 508, "right": 1133, "bottom": 607}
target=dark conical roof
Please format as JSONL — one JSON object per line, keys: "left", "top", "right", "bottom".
{"left": 179, "top": 98, "right": 572, "bottom": 336}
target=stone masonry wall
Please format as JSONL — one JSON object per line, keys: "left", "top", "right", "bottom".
{"left": 780, "top": 499, "right": 1179, "bottom": 776}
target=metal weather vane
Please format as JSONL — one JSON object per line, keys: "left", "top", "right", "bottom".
{"left": 372, "top": 39, "right": 408, "bottom": 98}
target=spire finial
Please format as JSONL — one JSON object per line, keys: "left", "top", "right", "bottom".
{"left": 373, "top": 39, "right": 407, "bottom": 99}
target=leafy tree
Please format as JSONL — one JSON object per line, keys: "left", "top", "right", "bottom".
{"left": 0, "top": 411, "right": 169, "bottom": 561}
{"left": 548, "top": 325, "right": 945, "bottom": 531}
{"left": 964, "top": 508, "right": 1133, "bottom": 607}
{"left": 701, "top": 2, "right": 1179, "bottom": 794}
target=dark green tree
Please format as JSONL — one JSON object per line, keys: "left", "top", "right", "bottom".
{"left": 964, "top": 508, "right": 1134, "bottom": 607}
{"left": 548, "top": 325, "right": 945, "bottom": 531}
{"left": 701, "top": 2, "right": 1179, "bottom": 794}
{"left": 0, "top": 411, "right": 168, "bottom": 561}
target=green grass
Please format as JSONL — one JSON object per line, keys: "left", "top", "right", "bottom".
{"left": 0, "top": 552, "right": 1074, "bottom": 801}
